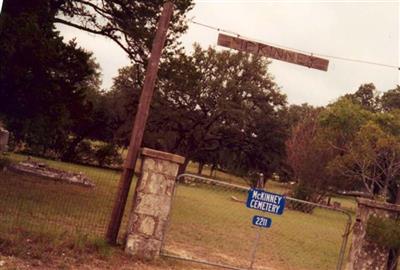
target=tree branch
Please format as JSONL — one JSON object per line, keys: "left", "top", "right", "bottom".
{"left": 53, "top": 17, "right": 135, "bottom": 59}
{"left": 74, "top": 0, "right": 114, "bottom": 21}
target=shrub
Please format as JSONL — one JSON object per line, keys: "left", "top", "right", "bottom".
{"left": 94, "top": 143, "right": 122, "bottom": 167}
{"left": 292, "top": 184, "right": 312, "bottom": 201}
{"left": 287, "top": 184, "right": 317, "bottom": 213}
{"left": 0, "top": 155, "right": 10, "bottom": 170}
{"left": 74, "top": 140, "right": 94, "bottom": 164}
{"left": 91, "top": 238, "right": 112, "bottom": 259}
{"left": 73, "top": 141, "right": 122, "bottom": 168}
{"left": 366, "top": 216, "right": 400, "bottom": 249}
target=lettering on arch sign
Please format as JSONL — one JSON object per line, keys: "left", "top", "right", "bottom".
{"left": 246, "top": 189, "right": 286, "bottom": 215}
{"left": 217, "top": 33, "right": 329, "bottom": 71}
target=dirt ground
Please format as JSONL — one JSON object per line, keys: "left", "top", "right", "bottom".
{"left": 0, "top": 250, "right": 213, "bottom": 270}
{"left": 0, "top": 254, "right": 214, "bottom": 270}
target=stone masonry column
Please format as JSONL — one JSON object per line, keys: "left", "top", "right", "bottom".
{"left": 347, "top": 198, "right": 400, "bottom": 270}
{"left": 125, "top": 147, "right": 185, "bottom": 259}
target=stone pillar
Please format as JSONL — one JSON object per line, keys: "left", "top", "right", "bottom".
{"left": 347, "top": 198, "right": 400, "bottom": 270}
{"left": 0, "top": 128, "right": 9, "bottom": 152}
{"left": 125, "top": 147, "right": 185, "bottom": 259}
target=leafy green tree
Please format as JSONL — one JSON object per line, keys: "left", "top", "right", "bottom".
{"left": 319, "top": 97, "right": 373, "bottom": 152}
{"left": 57, "top": 0, "right": 193, "bottom": 63}
{"left": 108, "top": 45, "right": 288, "bottom": 180}
{"left": 328, "top": 122, "right": 400, "bottom": 202}
{"left": 0, "top": 1, "right": 103, "bottom": 157}
{"left": 285, "top": 103, "right": 319, "bottom": 129}
{"left": 1, "top": 0, "right": 194, "bottom": 64}
{"left": 381, "top": 86, "right": 400, "bottom": 112}
{"left": 318, "top": 96, "right": 400, "bottom": 203}
{"left": 102, "top": 65, "right": 144, "bottom": 147}
{"left": 285, "top": 95, "right": 398, "bottom": 202}
{"left": 0, "top": 0, "right": 195, "bottom": 160}
{"left": 344, "top": 83, "right": 380, "bottom": 112}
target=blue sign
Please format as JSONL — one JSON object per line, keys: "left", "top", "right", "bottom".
{"left": 246, "top": 189, "right": 286, "bottom": 215}
{"left": 252, "top": 215, "right": 272, "bottom": 228}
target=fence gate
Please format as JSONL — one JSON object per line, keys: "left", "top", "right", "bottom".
{"left": 160, "top": 174, "right": 352, "bottom": 270}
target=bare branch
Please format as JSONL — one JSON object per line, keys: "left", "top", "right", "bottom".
{"left": 53, "top": 18, "right": 135, "bottom": 59}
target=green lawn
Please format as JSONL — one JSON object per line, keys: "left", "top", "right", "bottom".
{"left": 0, "top": 154, "right": 355, "bottom": 270}
{"left": 162, "top": 183, "right": 352, "bottom": 270}
{"left": 184, "top": 162, "right": 292, "bottom": 194}
{"left": 0, "top": 153, "right": 136, "bottom": 242}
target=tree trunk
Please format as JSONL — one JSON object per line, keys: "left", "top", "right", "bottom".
{"left": 209, "top": 163, "right": 216, "bottom": 177}
{"left": 197, "top": 163, "right": 204, "bottom": 175}
{"left": 177, "top": 158, "right": 189, "bottom": 182}
{"left": 327, "top": 196, "right": 332, "bottom": 206}
{"left": 61, "top": 136, "right": 84, "bottom": 161}
{"left": 383, "top": 176, "right": 390, "bottom": 201}
{"left": 387, "top": 249, "right": 399, "bottom": 270}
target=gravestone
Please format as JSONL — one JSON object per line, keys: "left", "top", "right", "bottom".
{"left": 0, "top": 128, "right": 9, "bottom": 152}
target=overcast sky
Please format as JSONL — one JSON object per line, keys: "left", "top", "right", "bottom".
{"left": 50, "top": 1, "right": 400, "bottom": 105}
{"left": 177, "top": 1, "right": 400, "bottom": 105}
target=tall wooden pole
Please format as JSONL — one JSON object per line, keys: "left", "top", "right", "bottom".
{"left": 106, "top": 2, "right": 174, "bottom": 244}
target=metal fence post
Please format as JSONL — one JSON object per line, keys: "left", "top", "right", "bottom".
{"left": 248, "top": 230, "right": 261, "bottom": 270}
{"left": 337, "top": 213, "right": 352, "bottom": 270}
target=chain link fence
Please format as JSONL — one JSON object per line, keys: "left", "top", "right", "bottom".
{"left": 0, "top": 154, "right": 353, "bottom": 269}
{"left": 0, "top": 153, "right": 135, "bottom": 244}
{"left": 161, "top": 173, "right": 352, "bottom": 270}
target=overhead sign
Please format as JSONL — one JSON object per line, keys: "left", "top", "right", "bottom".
{"left": 246, "top": 189, "right": 286, "bottom": 215}
{"left": 217, "top": 33, "right": 329, "bottom": 71}
{"left": 252, "top": 215, "right": 272, "bottom": 228}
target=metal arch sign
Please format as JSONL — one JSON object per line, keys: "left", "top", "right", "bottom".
{"left": 217, "top": 33, "right": 329, "bottom": 71}
{"left": 246, "top": 189, "right": 286, "bottom": 215}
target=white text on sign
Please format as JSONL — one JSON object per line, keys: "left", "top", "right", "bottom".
{"left": 246, "top": 189, "right": 286, "bottom": 215}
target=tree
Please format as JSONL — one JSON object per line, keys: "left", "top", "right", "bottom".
{"left": 381, "top": 86, "right": 400, "bottom": 112}
{"left": 1, "top": 0, "right": 196, "bottom": 163}
{"left": 319, "top": 97, "right": 373, "bottom": 153}
{"left": 58, "top": 0, "right": 193, "bottom": 63}
{"left": 328, "top": 122, "right": 400, "bottom": 203}
{"left": 0, "top": 2, "right": 103, "bottom": 157}
{"left": 285, "top": 109, "right": 342, "bottom": 202}
{"left": 285, "top": 96, "right": 382, "bottom": 202}
{"left": 285, "top": 103, "right": 318, "bottom": 129}
{"left": 344, "top": 83, "right": 379, "bottom": 112}
{"left": 318, "top": 96, "right": 400, "bottom": 203}
{"left": 108, "top": 45, "right": 289, "bottom": 180}
{"left": 1, "top": 0, "right": 194, "bottom": 64}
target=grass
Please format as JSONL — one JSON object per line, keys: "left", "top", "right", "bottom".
{"left": 0, "top": 153, "right": 137, "bottom": 242}
{"left": 162, "top": 184, "right": 352, "bottom": 270}
{"left": 184, "top": 161, "right": 291, "bottom": 194}
{"left": 331, "top": 195, "right": 357, "bottom": 213}
{"left": 0, "top": 153, "right": 356, "bottom": 270}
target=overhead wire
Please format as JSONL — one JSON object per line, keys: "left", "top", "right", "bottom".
{"left": 189, "top": 19, "right": 400, "bottom": 71}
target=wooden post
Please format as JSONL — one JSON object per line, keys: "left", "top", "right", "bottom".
{"left": 106, "top": 2, "right": 174, "bottom": 244}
